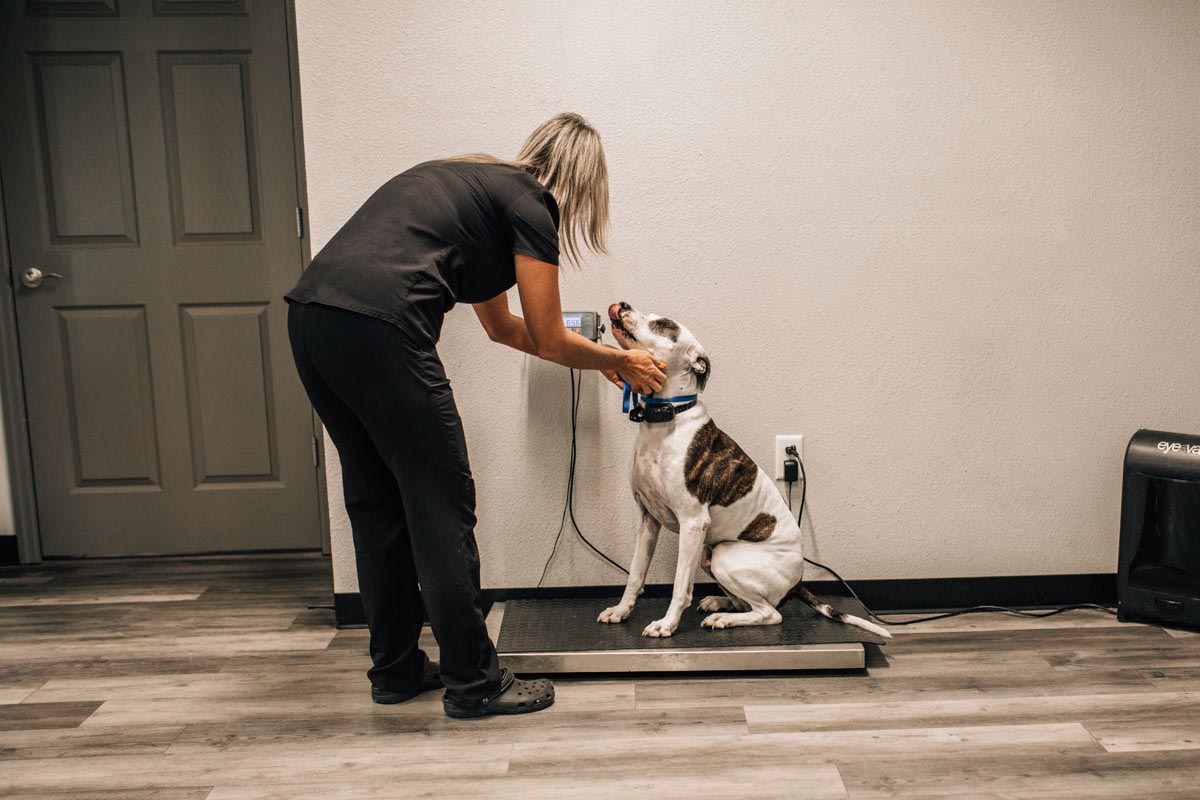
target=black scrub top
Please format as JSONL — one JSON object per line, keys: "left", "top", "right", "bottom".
{"left": 286, "top": 160, "right": 560, "bottom": 344}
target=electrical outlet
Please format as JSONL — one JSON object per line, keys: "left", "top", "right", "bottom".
{"left": 774, "top": 435, "right": 803, "bottom": 480}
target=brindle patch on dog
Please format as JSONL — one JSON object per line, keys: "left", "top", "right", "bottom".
{"left": 648, "top": 317, "right": 680, "bottom": 341}
{"left": 738, "top": 512, "right": 776, "bottom": 542}
{"left": 684, "top": 420, "right": 758, "bottom": 506}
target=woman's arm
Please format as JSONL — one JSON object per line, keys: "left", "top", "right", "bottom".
{"left": 473, "top": 292, "right": 625, "bottom": 387}
{"left": 473, "top": 255, "right": 666, "bottom": 393}
{"left": 514, "top": 255, "right": 667, "bottom": 392}
{"left": 472, "top": 293, "right": 538, "bottom": 356}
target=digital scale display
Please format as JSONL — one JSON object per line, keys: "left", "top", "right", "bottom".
{"left": 561, "top": 311, "right": 604, "bottom": 342}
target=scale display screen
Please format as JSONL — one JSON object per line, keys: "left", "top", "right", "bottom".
{"left": 561, "top": 311, "right": 603, "bottom": 341}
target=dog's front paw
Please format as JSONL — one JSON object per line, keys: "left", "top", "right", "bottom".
{"left": 697, "top": 596, "right": 733, "bottom": 612}
{"left": 702, "top": 612, "right": 735, "bottom": 629}
{"left": 642, "top": 618, "right": 678, "bottom": 637}
{"left": 597, "top": 604, "right": 632, "bottom": 624}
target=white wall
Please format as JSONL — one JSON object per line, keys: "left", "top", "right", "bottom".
{"left": 295, "top": 1, "right": 1200, "bottom": 594}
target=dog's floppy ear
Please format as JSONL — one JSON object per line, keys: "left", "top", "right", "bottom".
{"left": 689, "top": 347, "right": 711, "bottom": 391}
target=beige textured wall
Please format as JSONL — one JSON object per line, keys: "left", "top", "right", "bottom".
{"left": 294, "top": 1, "right": 1200, "bottom": 594}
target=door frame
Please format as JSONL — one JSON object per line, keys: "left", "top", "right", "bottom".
{"left": 0, "top": 0, "right": 330, "bottom": 564}
{"left": 284, "top": 0, "right": 332, "bottom": 557}
{"left": 0, "top": 169, "right": 41, "bottom": 564}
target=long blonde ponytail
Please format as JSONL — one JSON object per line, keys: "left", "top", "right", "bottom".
{"left": 442, "top": 113, "right": 610, "bottom": 266}
{"left": 515, "top": 113, "right": 609, "bottom": 266}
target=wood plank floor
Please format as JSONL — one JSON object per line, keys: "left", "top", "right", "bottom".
{"left": 2, "top": 554, "right": 1199, "bottom": 799}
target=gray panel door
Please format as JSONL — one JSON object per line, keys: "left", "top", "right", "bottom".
{"left": 0, "top": 0, "right": 322, "bottom": 556}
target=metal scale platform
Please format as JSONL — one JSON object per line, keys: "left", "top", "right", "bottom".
{"left": 493, "top": 596, "right": 886, "bottom": 673}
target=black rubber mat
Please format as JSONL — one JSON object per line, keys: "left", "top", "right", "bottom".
{"left": 497, "top": 595, "right": 886, "bottom": 652}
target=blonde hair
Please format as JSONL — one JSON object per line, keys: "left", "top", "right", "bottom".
{"left": 443, "top": 113, "right": 609, "bottom": 266}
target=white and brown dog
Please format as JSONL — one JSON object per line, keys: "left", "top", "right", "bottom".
{"left": 598, "top": 301, "right": 891, "bottom": 639}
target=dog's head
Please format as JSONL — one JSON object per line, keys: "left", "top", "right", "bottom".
{"left": 608, "top": 302, "right": 710, "bottom": 392}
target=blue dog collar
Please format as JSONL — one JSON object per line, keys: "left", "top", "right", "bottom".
{"left": 623, "top": 382, "right": 698, "bottom": 423}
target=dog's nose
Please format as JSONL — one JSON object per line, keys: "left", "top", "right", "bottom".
{"left": 619, "top": 302, "right": 631, "bottom": 311}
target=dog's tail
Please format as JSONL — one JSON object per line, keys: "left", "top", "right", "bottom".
{"left": 790, "top": 584, "right": 893, "bottom": 639}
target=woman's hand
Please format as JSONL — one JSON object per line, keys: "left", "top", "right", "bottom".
{"left": 619, "top": 351, "right": 668, "bottom": 395}
{"left": 511, "top": 255, "right": 667, "bottom": 390}
{"left": 598, "top": 345, "right": 626, "bottom": 389}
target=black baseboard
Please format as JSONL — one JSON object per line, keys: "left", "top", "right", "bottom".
{"left": 0, "top": 536, "right": 18, "bottom": 566}
{"left": 333, "top": 573, "right": 1118, "bottom": 628}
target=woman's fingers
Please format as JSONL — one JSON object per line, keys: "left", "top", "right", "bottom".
{"left": 631, "top": 380, "right": 662, "bottom": 394}
{"left": 618, "top": 351, "right": 667, "bottom": 394}
{"left": 645, "top": 360, "right": 665, "bottom": 391}
{"left": 601, "top": 345, "right": 629, "bottom": 388}
{"left": 631, "top": 377, "right": 663, "bottom": 394}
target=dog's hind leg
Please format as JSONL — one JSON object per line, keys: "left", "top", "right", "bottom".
{"left": 700, "top": 542, "right": 789, "bottom": 629}
{"left": 701, "top": 603, "right": 782, "bottom": 629}
{"left": 697, "top": 545, "right": 750, "bottom": 612}
{"left": 696, "top": 595, "right": 747, "bottom": 612}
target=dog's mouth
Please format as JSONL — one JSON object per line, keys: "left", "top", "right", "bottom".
{"left": 608, "top": 303, "right": 636, "bottom": 343}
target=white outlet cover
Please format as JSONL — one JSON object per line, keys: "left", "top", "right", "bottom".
{"left": 774, "top": 435, "right": 804, "bottom": 480}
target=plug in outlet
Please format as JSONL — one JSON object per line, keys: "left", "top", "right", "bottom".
{"left": 774, "top": 435, "right": 803, "bottom": 480}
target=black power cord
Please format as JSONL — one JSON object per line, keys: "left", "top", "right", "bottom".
{"left": 539, "top": 368, "right": 629, "bottom": 586}
{"left": 782, "top": 445, "right": 1116, "bottom": 625}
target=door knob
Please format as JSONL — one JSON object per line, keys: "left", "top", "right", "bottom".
{"left": 20, "top": 267, "right": 63, "bottom": 289}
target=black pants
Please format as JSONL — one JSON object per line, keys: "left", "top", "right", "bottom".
{"left": 287, "top": 301, "right": 501, "bottom": 704}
